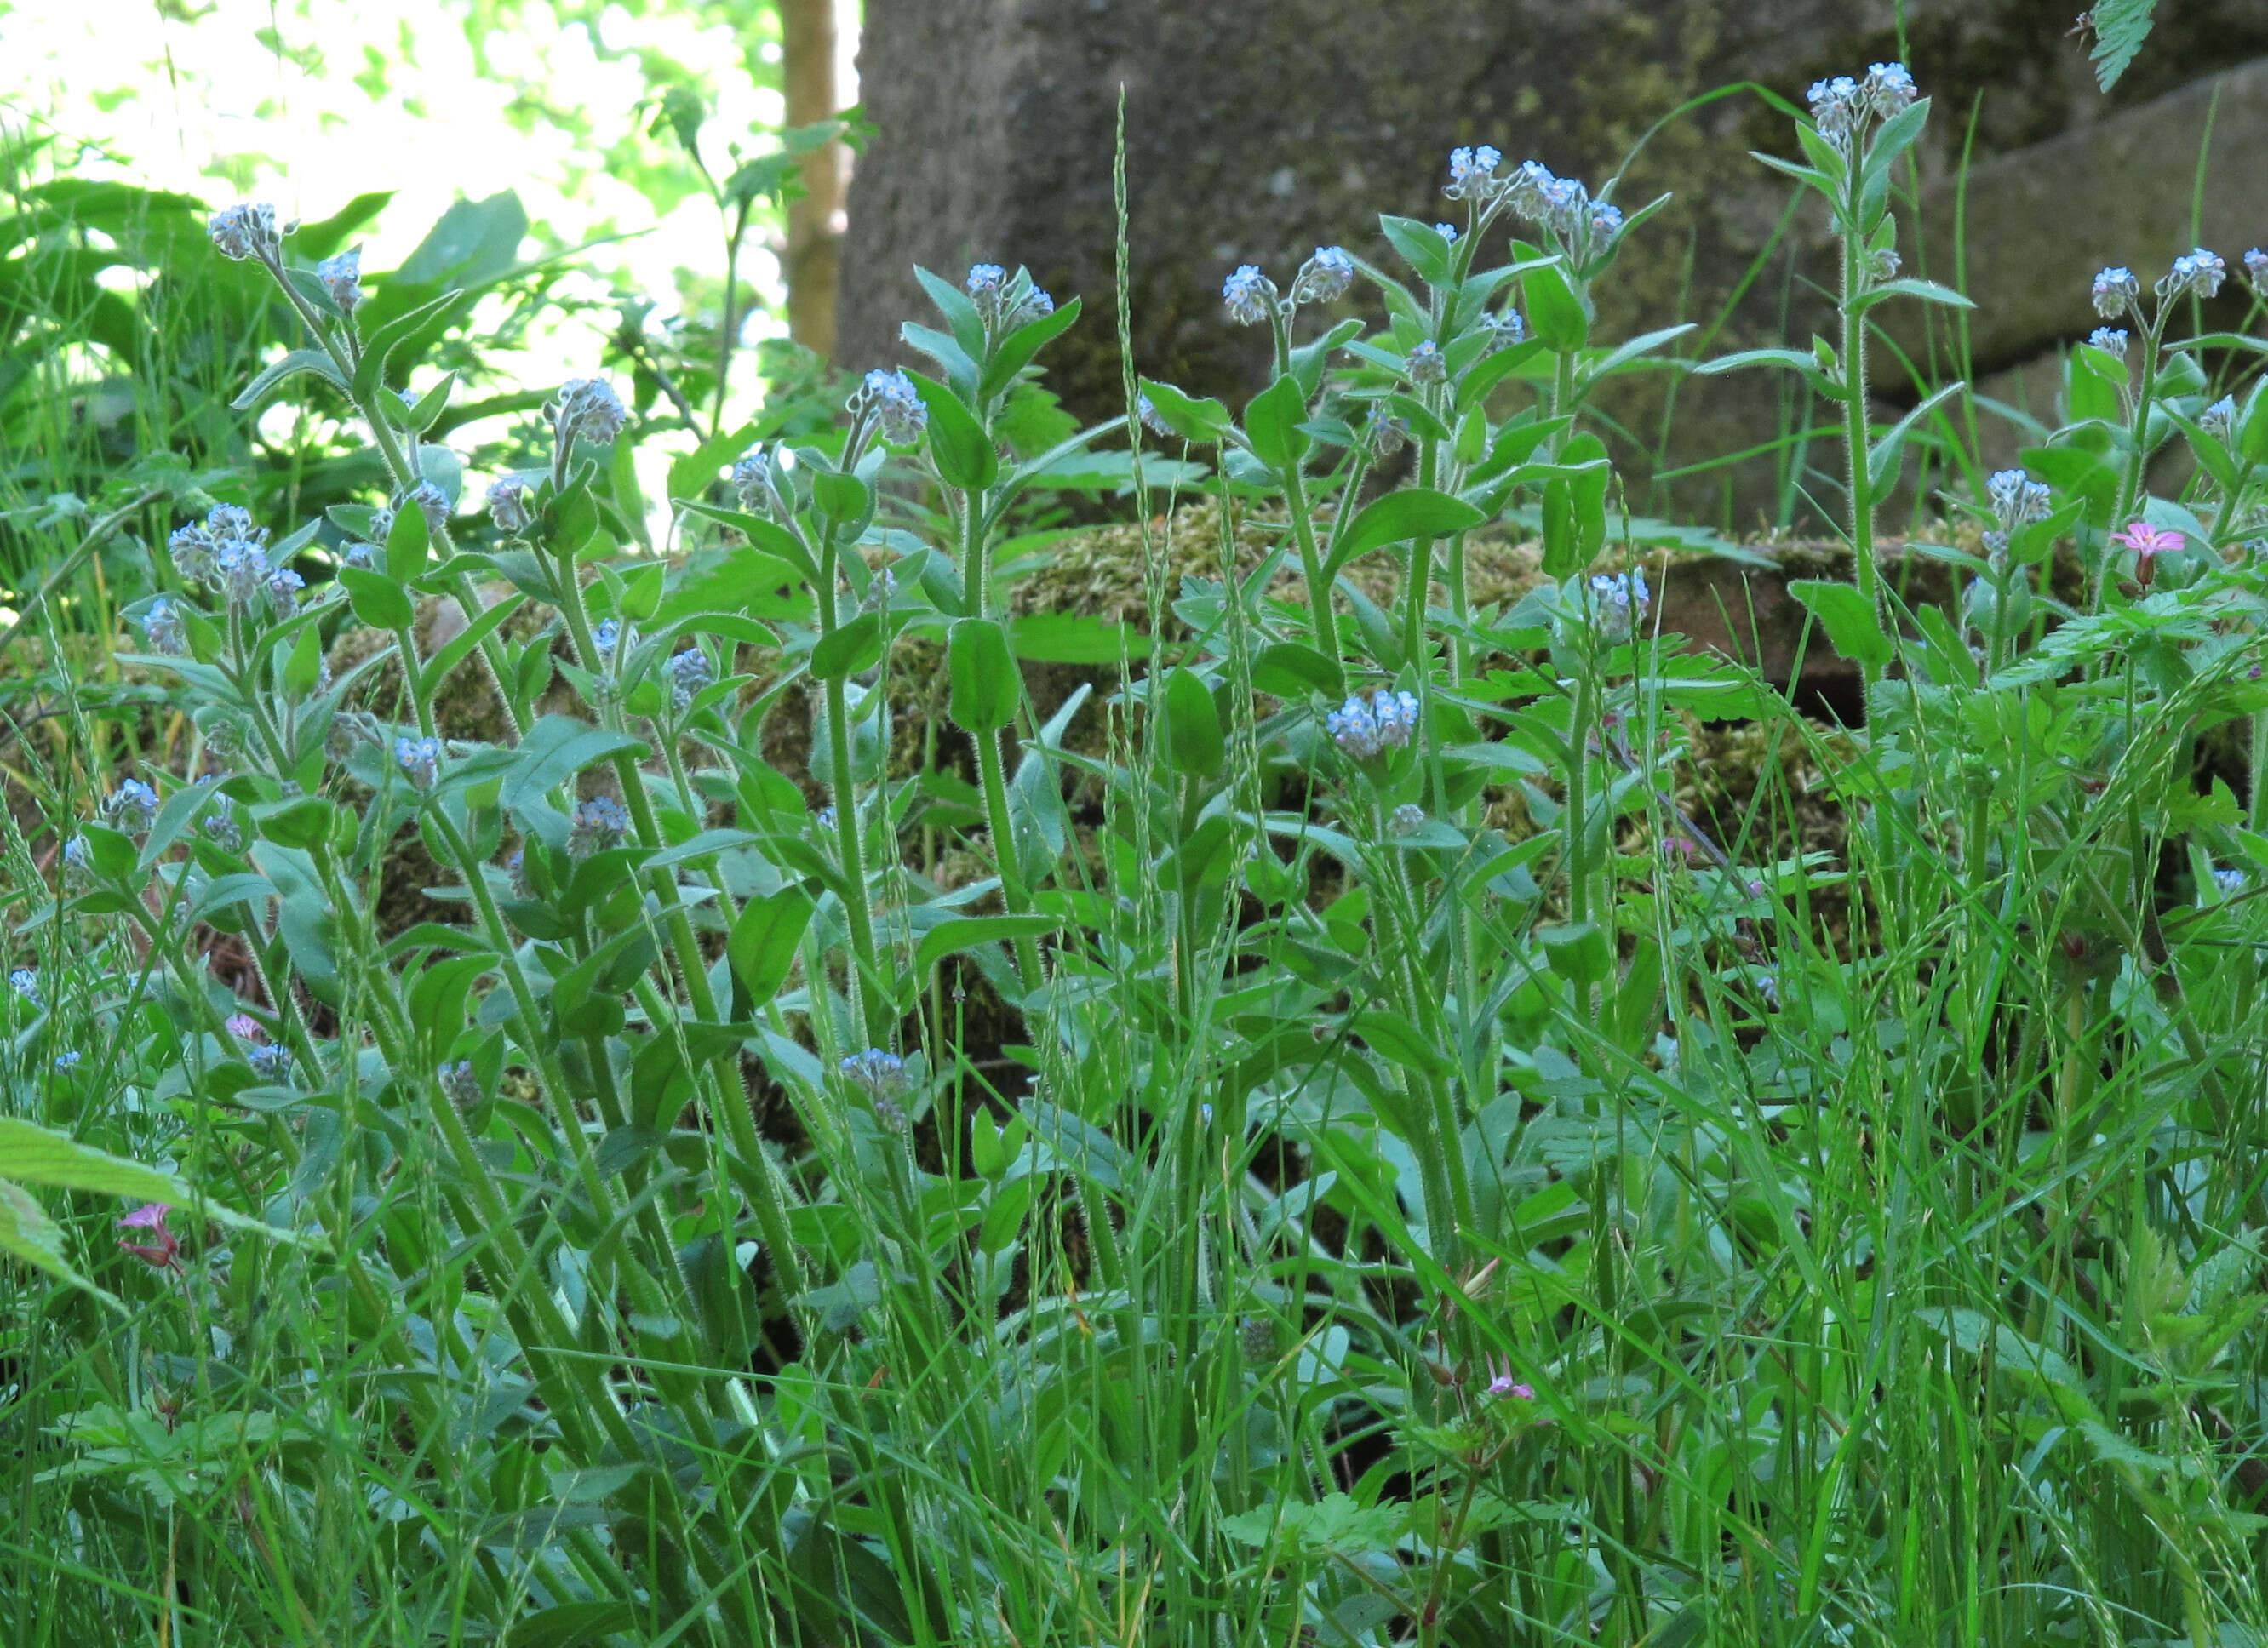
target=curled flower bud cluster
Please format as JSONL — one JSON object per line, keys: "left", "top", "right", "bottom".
{"left": 404, "top": 480, "right": 451, "bottom": 534}
{"left": 438, "top": 1060, "right": 483, "bottom": 1111}
{"left": 1406, "top": 339, "right": 1447, "bottom": 386}
{"left": 317, "top": 248, "right": 364, "bottom": 314}
{"left": 2092, "top": 266, "right": 2140, "bottom": 319}
{"left": 1588, "top": 569, "right": 1652, "bottom": 643}
{"left": 2087, "top": 326, "right": 2129, "bottom": 360}
{"left": 1445, "top": 144, "right": 1503, "bottom": 202}
{"left": 207, "top": 203, "right": 292, "bottom": 263}
{"left": 1290, "top": 245, "right": 1355, "bottom": 305}
{"left": 667, "top": 647, "right": 714, "bottom": 712}
{"left": 9, "top": 969, "right": 40, "bottom": 1006}
{"left": 841, "top": 1048, "right": 908, "bottom": 1096}
{"left": 1367, "top": 414, "right": 1412, "bottom": 461}
{"left": 1222, "top": 264, "right": 1279, "bottom": 327}
{"left": 860, "top": 369, "right": 929, "bottom": 443}
{"left": 2202, "top": 396, "right": 2239, "bottom": 443}
{"left": 487, "top": 477, "right": 532, "bottom": 534}
{"left": 963, "top": 262, "right": 1056, "bottom": 331}
{"left": 1389, "top": 803, "right": 1427, "bottom": 835}
{"left": 2160, "top": 247, "right": 2227, "bottom": 303}
{"left": 1807, "top": 63, "right": 1916, "bottom": 145}
{"left": 732, "top": 447, "right": 775, "bottom": 512}
{"left": 569, "top": 796, "right": 630, "bottom": 858}
{"left": 553, "top": 377, "right": 628, "bottom": 449}
{"left": 137, "top": 598, "right": 187, "bottom": 656}
{"left": 396, "top": 735, "right": 442, "bottom": 789}
{"left": 1326, "top": 690, "right": 1420, "bottom": 759}
{"left": 1498, "top": 160, "right": 1622, "bottom": 263}
{"left": 1986, "top": 468, "right": 2051, "bottom": 531}
{"left": 105, "top": 779, "right": 158, "bottom": 835}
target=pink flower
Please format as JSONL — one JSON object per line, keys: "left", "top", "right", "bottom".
{"left": 2111, "top": 520, "right": 2185, "bottom": 557}
{"left": 2112, "top": 519, "right": 2184, "bottom": 589}
{"left": 117, "top": 1203, "right": 180, "bottom": 1272}
{"left": 224, "top": 1014, "right": 262, "bottom": 1043}
{"left": 1487, "top": 1376, "right": 1534, "bottom": 1401}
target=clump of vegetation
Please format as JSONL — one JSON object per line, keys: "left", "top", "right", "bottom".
{"left": 8, "top": 57, "right": 2268, "bottom": 1648}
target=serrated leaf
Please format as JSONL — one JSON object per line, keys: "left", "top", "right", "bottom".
{"left": 2091, "top": 0, "right": 2158, "bottom": 90}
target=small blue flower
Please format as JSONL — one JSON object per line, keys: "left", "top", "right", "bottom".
{"left": 2092, "top": 266, "right": 2139, "bottom": 318}
{"left": 1807, "top": 75, "right": 1863, "bottom": 140}
{"left": 317, "top": 247, "right": 363, "bottom": 314}
{"left": 1326, "top": 690, "right": 1421, "bottom": 759}
{"left": 862, "top": 369, "right": 928, "bottom": 443}
{"left": 1292, "top": 244, "right": 1354, "bottom": 304}
{"left": 593, "top": 619, "right": 630, "bottom": 655}
{"left": 215, "top": 540, "right": 274, "bottom": 609}
{"left": 60, "top": 837, "right": 90, "bottom": 877}
{"left": 2214, "top": 867, "right": 2248, "bottom": 895}
{"left": 396, "top": 735, "right": 441, "bottom": 789}
{"left": 248, "top": 1044, "right": 294, "bottom": 1084}
{"left": 169, "top": 524, "right": 218, "bottom": 585}
{"left": 1588, "top": 569, "right": 1652, "bottom": 642}
{"left": 1589, "top": 200, "right": 1624, "bottom": 240}
{"left": 9, "top": 969, "right": 40, "bottom": 1006}
{"left": 2087, "top": 326, "right": 2129, "bottom": 360}
{"left": 965, "top": 262, "right": 1006, "bottom": 298}
{"left": 1446, "top": 144, "right": 1502, "bottom": 201}
{"left": 266, "top": 565, "right": 305, "bottom": 617}
{"left": 569, "top": 796, "right": 630, "bottom": 858}
{"left": 2162, "top": 247, "right": 2227, "bottom": 302}
{"left": 202, "top": 802, "right": 243, "bottom": 851}
{"left": 1406, "top": 339, "right": 1447, "bottom": 385}
{"left": 107, "top": 779, "right": 159, "bottom": 834}
{"left": 53, "top": 1050, "right": 82, "bottom": 1073}
{"left": 840, "top": 1048, "right": 908, "bottom": 1096}
{"left": 1390, "top": 803, "right": 1426, "bottom": 835}
{"left": 207, "top": 203, "right": 287, "bottom": 262}
{"left": 1222, "top": 264, "right": 1277, "bottom": 326}
{"left": 2248, "top": 249, "right": 2268, "bottom": 290}
{"left": 1489, "top": 308, "right": 1528, "bottom": 346}
{"left": 1864, "top": 61, "right": 1917, "bottom": 114}
{"left": 1432, "top": 222, "right": 1460, "bottom": 245}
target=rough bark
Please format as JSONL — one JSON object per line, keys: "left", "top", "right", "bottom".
{"left": 781, "top": 0, "right": 844, "bottom": 358}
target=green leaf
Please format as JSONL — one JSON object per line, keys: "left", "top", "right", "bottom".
{"left": 1325, "top": 488, "right": 1486, "bottom": 578}
{"left": 386, "top": 498, "right": 432, "bottom": 584}
{"left": 980, "top": 295, "right": 1083, "bottom": 402}
{"left": 948, "top": 618, "right": 1019, "bottom": 733}
{"left": 1008, "top": 612, "right": 1151, "bottom": 664}
{"left": 1378, "top": 215, "right": 1454, "bottom": 286}
{"left": 0, "top": 1118, "right": 306, "bottom": 1245}
{"left": 1521, "top": 263, "right": 1588, "bottom": 352}
{"left": 2091, "top": 0, "right": 2158, "bottom": 90}
{"left": 338, "top": 565, "right": 415, "bottom": 631}
{"left": 1162, "top": 667, "right": 1224, "bottom": 779}
{"left": 229, "top": 347, "right": 349, "bottom": 411}
{"left": 1243, "top": 373, "right": 1312, "bottom": 472}
{"left": 1539, "top": 432, "right": 1611, "bottom": 578}
{"left": 908, "top": 372, "right": 999, "bottom": 489}
{"left": 914, "top": 914, "right": 1062, "bottom": 976}
{"left": 811, "top": 613, "right": 884, "bottom": 680}
{"left": 1250, "top": 641, "right": 1344, "bottom": 701}
{"left": 726, "top": 886, "right": 816, "bottom": 1016}
{"left": 501, "top": 716, "right": 644, "bottom": 810}
{"left": 0, "top": 1180, "right": 108, "bottom": 1308}
{"left": 253, "top": 794, "right": 346, "bottom": 850}
{"left": 1789, "top": 579, "right": 1894, "bottom": 670}
{"left": 1866, "top": 381, "right": 1964, "bottom": 495}
{"left": 1135, "top": 378, "right": 1231, "bottom": 443}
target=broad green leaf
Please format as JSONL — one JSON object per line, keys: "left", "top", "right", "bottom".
{"left": 948, "top": 618, "right": 1019, "bottom": 732}
{"left": 1161, "top": 667, "right": 1224, "bottom": 779}
{"left": 914, "top": 914, "right": 1062, "bottom": 976}
{"left": 338, "top": 566, "right": 415, "bottom": 631}
{"left": 1243, "top": 373, "right": 1311, "bottom": 472}
{"left": 1325, "top": 488, "right": 1486, "bottom": 578}
{"left": 501, "top": 716, "right": 645, "bottom": 810}
{"left": 1789, "top": 578, "right": 1894, "bottom": 670}
{"left": 909, "top": 372, "right": 999, "bottom": 489}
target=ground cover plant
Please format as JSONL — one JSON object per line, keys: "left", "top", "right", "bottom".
{"left": 8, "top": 58, "right": 2268, "bottom": 1648}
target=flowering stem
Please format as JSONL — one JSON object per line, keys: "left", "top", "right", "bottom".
{"left": 1837, "top": 183, "right": 1881, "bottom": 672}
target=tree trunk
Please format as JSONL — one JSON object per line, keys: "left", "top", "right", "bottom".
{"left": 780, "top": 0, "right": 844, "bottom": 359}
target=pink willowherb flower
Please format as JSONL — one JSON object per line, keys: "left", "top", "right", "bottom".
{"left": 117, "top": 1203, "right": 181, "bottom": 1272}
{"left": 224, "top": 1013, "right": 262, "bottom": 1043}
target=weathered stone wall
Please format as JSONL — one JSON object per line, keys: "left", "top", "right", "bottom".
{"left": 839, "top": 0, "right": 2268, "bottom": 521}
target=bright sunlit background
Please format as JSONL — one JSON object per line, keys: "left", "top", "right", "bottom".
{"left": 0, "top": 0, "right": 859, "bottom": 366}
